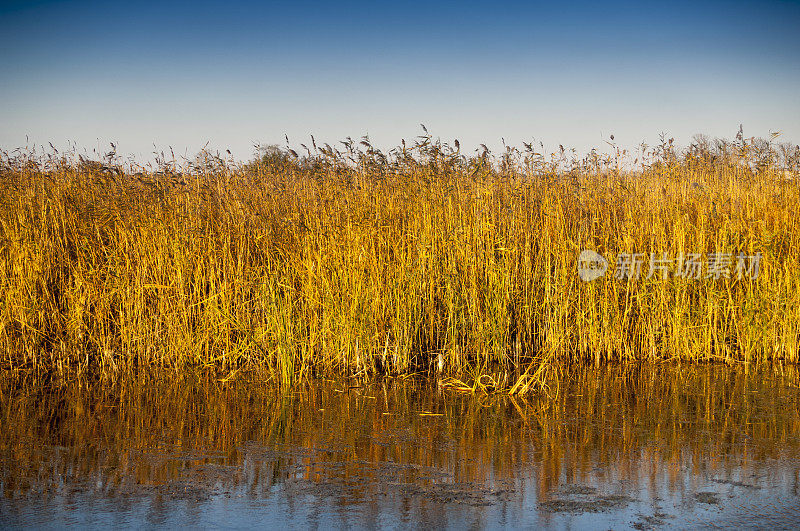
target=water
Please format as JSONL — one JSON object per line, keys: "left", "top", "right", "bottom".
{"left": 1, "top": 365, "right": 799, "bottom": 529}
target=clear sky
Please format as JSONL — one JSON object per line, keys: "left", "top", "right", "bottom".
{"left": 1, "top": 0, "right": 799, "bottom": 162}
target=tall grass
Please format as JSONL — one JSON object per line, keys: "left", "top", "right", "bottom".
{"left": 1, "top": 131, "right": 799, "bottom": 391}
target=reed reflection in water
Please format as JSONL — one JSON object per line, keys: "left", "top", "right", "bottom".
{"left": 1, "top": 364, "right": 800, "bottom": 529}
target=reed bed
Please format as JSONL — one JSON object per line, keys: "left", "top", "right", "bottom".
{"left": 1, "top": 132, "right": 798, "bottom": 392}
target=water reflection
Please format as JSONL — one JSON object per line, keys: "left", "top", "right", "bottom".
{"left": 1, "top": 365, "right": 799, "bottom": 529}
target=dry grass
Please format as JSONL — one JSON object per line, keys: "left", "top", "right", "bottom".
{"left": 1, "top": 132, "right": 798, "bottom": 392}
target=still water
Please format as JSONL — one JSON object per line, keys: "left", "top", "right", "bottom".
{"left": 1, "top": 365, "right": 799, "bottom": 529}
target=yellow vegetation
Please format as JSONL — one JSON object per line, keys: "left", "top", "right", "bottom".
{"left": 1, "top": 133, "right": 798, "bottom": 392}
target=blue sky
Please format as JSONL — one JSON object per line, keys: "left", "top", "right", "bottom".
{"left": 1, "top": 0, "right": 798, "bottom": 161}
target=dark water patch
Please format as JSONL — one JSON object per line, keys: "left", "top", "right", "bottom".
{"left": 539, "top": 493, "right": 635, "bottom": 513}
{"left": 694, "top": 491, "right": 720, "bottom": 505}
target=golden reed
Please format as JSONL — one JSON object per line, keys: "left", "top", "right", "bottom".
{"left": 1, "top": 132, "right": 798, "bottom": 392}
